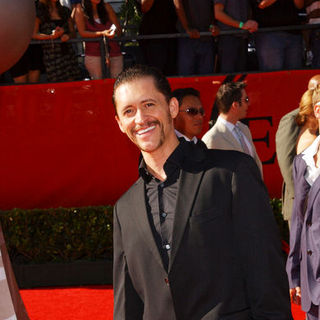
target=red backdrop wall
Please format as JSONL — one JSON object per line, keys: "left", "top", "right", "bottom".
{"left": 0, "top": 70, "right": 318, "bottom": 210}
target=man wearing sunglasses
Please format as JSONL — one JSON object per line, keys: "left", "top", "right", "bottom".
{"left": 172, "top": 87, "right": 205, "bottom": 145}
{"left": 202, "top": 81, "right": 263, "bottom": 178}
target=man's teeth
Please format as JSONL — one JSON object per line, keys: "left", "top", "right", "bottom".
{"left": 137, "top": 126, "right": 155, "bottom": 135}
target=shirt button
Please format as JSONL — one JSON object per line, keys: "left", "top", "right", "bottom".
{"left": 307, "top": 250, "right": 313, "bottom": 256}
{"left": 159, "top": 183, "right": 164, "bottom": 188}
{"left": 161, "top": 212, "right": 167, "bottom": 218}
{"left": 164, "top": 244, "right": 171, "bottom": 251}
{"left": 164, "top": 278, "right": 170, "bottom": 286}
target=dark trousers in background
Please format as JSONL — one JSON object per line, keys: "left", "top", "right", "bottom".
{"left": 217, "top": 35, "right": 248, "bottom": 73}
{"left": 177, "top": 37, "right": 216, "bottom": 76}
{"left": 310, "top": 30, "right": 320, "bottom": 68}
{"left": 255, "top": 31, "right": 303, "bottom": 71}
{"left": 140, "top": 38, "right": 177, "bottom": 76}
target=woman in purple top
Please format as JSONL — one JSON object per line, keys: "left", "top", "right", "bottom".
{"left": 287, "top": 96, "right": 320, "bottom": 319}
{"left": 75, "top": 0, "right": 123, "bottom": 79}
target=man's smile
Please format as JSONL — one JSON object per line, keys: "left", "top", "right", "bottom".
{"left": 136, "top": 125, "right": 156, "bottom": 136}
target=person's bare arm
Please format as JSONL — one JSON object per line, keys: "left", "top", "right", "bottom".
{"left": 33, "top": 17, "right": 63, "bottom": 40}
{"left": 293, "top": 0, "right": 304, "bottom": 9}
{"left": 215, "top": 3, "right": 258, "bottom": 32}
{"left": 61, "top": 17, "right": 76, "bottom": 42}
{"left": 104, "top": 3, "right": 122, "bottom": 36}
{"left": 258, "top": 0, "right": 277, "bottom": 9}
{"left": 140, "top": 0, "right": 154, "bottom": 13}
{"left": 75, "top": 5, "right": 114, "bottom": 38}
{"left": 173, "top": 0, "right": 200, "bottom": 38}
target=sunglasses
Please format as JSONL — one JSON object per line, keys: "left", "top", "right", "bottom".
{"left": 180, "top": 107, "right": 205, "bottom": 116}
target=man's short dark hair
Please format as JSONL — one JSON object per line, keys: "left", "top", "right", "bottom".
{"left": 216, "top": 81, "right": 247, "bottom": 114}
{"left": 172, "top": 87, "right": 200, "bottom": 106}
{"left": 112, "top": 65, "right": 172, "bottom": 111}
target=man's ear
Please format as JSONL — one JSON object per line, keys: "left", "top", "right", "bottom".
{"left": 115, "top": 115, "right": 125, "bottom": 133}
{"left": 169, "top": 97, "right": 179, "bottom": 119}
{"left": 230, "top": 101, "right": 239, "bottom": 113}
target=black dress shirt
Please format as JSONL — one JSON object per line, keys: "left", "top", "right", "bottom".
{"left": 139, "top": 141, "right": 187, "bottom": 270}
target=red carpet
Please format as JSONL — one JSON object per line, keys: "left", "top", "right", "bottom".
{"left": 20, "top": 286, "right": 114, "bottom": 320}
{"left": 20, "top": 286, "right": 305, "bottom": 319}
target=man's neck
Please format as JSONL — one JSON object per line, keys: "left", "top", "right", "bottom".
{"left": 142, "top": 135, "right": 179, "bottom": 181}
{"left": 219, "top": 113, "right": 238, "bottom": 125}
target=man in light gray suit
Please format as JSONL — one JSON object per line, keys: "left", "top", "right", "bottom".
{"left": 202, "top": 81, "right": 263, "bottom": 178}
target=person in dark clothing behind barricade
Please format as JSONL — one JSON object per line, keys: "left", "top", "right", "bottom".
{"left": 9, "top": 44, "right": 44, "bottom": 84}
{"left": 304, "top": 0, "right": 320, "bottom": 68}
{"left": 173, "top": 0, "right": 219, "bottom": 76}
{"left": 214, "top": 0, "right": 258, "bottom": 73}
{"left": 33, "top": 0, "right": 81, "bottom": 82}
{"left": 250, "top": 0, "right": 304, "bottom": 72}
{"left": 135, "top": 0, "right": 178, "bottom": 76}
{"left": 10, "top": 0, "right": 44, "bottom": 84}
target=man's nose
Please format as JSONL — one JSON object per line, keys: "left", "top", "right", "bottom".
{"left": 135, "top": 108, "right": 147, "bottom": 124}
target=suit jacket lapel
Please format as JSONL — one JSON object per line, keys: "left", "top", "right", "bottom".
{"left": 130, "top": 178, "right": 165, "bottom": 270}
{"left": 307, "top": 174, "right": 320, "bottom": 213}
{"left": 169, "top": 169, "right": 204, "bottom": 272}
{"left": 237, "top": 123, "right": 263, "bottom": 175}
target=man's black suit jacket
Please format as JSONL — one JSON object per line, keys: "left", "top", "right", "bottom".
{"left": 113, "top": 141, "right": 292, "bottom": 320}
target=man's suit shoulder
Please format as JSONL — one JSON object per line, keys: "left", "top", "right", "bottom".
{"left": 204, "top": 148, "right": 257, "bottom": 173}
{"left": 237, "top": 121, "right": 251, "bottom": 134}
{"left": 201, "top": 122, "right": 228, "bottom": 148}
{"left": 279, "top": 108, "right": 299, "bottom": 124}
{"left": 276, "top": 108, "right": 300, "bottom": 143}
{"left": 115, "top": 176, "right": 143, "bottom": 208}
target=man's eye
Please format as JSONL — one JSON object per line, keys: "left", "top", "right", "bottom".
{"left": 124, "top": 109, "right": 133, "bottom": 115}
{"left": 145, "top": 103, "right": 154, "bottom": 108}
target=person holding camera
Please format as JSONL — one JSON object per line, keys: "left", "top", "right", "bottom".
{"left": 75, "top": 0, "right": 123, "bottom": 79}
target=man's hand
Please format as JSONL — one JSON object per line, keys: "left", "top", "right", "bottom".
{"left": 210, "top": 25, "right": 220, "bottom": 36}
{"left": 51, "top": 26, "right": 64, "bottom": 39}
{"left": 60, "top": 34, "right": 70, "bottom": 42}
{"left": 290, "top": 287, "right": 301, "bottom": 305}
{"left": 186, "top": 28, "right": 200, "bottom": 39}
{"left": 55, "top": 26, "right": 64, "bottom": 37}
{"left": 242, "top": 20, "right": 258, "bottom": 33}
{"left": 101, "top": 28, "right": 116, "bottom": 39}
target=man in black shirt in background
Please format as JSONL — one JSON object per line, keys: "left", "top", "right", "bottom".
{"left": 250, "top": 0, "right": 304, "bottom": 71}
{"left": 135, "top": 0, "right": 177, "bottom": 75}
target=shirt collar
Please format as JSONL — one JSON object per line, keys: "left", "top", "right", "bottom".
{"left": 217, "top": 115, "right": 238, "bottom": 132}
{"left": 139, "top": 140, "right": 187, "bottom": 183}
{"left": 302, "top": 135, "right": 320, "bottom": 167}
{"left": 175, "top": 129, "right": 198, "bottom": 144}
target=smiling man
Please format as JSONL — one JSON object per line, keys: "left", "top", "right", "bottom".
{"left": 112, "top": 65, "right": 292, "bottom": 320}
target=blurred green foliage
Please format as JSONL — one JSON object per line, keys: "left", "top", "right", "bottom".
{"left": 0, "top": 199, "right": 288, "bottom": 265}
{"left": 270, "top": 198, "right": 289, "bottom": 244}
{"left": 0, "top": 206, "right": 113, "bottom": 264}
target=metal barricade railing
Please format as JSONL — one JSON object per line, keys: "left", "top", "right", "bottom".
{"left": 21, "top": 23, "right": 320, "bottom": 81}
